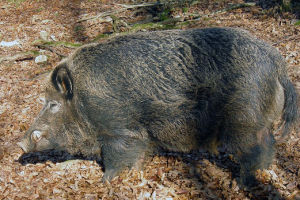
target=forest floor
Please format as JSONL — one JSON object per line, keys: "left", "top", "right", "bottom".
{"left": 0, "top": 0, "right": 299, "bottom": 199}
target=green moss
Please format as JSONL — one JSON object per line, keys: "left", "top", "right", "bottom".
{"left": 281, "top": 2, "right": 291, "bottom": 12}
{"left": 159, "top": 9, "right": 171, "bottom": 21}
{"left": 33, "top": 40, "right": 82, "bottom": 48}
{"left": 110, "top": 15, "right": 119, "bottom": 21}
{"left": 91, "top": 33, "right": 111, "bottom": 42}
{"left": 161, "top": 24, "right": 177, "bottom": 30}
{"left": 295, "top": 20, "right": 300, "bottom": 26}
{"left": 182, "top": 7, "right": 189, "bottom": 13}
{"left": 179, "top": 21, "right": 192, "bottom": 26}
{"left": 203, "top": 17, "right": 211, "bottom": 21}
{"left": 74, "top": 25, "right": 84, "bottom": 33}
{"left": 91, "top": 20, "right": 181, "bottom": 42}
{"left": 28, "top": 50, "right": 40, "bottom": 56}
{"left": 131, "top": 22, "right": 163, "bottom": 31}
{"left": 7, "top": 0, "right": 25, "bottom": 6}
{"left": 134, "top": 20, "right": 182, "bottom": 30}
{"left": 35, "top": 7, "right": 44, "bottom": 13}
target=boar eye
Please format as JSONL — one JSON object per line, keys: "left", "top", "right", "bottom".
{"left": 31, "top": 130, "right": 42, "bottom": 142}
{"left": 48, "top": 101, "right": 61, "bottom": 113}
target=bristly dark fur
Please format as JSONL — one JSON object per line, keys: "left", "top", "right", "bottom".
{"left": 18, "top": 27, "right": 298, "bottom": 187}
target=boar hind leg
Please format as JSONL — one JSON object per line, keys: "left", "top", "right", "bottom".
{"left": 225, "top": 125, "right": 275, "bottom": 187}
{"left": 101, "top": 129, "right": 148, "bottom": 181}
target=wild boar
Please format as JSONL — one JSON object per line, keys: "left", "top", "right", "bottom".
{"left": 18, "top": 27, "right": 298, "bottom": 187}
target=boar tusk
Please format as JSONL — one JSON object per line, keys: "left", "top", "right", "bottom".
{"left": 17, "top": 141, "right": 29, "bottom": 153}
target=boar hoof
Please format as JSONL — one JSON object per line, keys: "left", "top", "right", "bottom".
{"left": 238, "top": 174, "right": 259, "bottom": 189}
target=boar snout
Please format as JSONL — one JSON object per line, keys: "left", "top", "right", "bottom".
{"left": 17, "top": 138, "right": 30, "bottom": 153}
{"left": 17, "top": 130, "right": 45, "bottom": 153}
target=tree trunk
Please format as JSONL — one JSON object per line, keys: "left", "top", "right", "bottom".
{"left": 256, "top": 0, "right": 283, "bottom": 9}
{"left": 291, "top": 0, "right": 300, "bottom": 18}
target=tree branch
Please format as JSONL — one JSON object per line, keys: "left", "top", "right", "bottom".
{"left": 0, "top": 52, "right": 34, "bottom": 64}
{"left": 77, "top": 2, "right": 162, "bottom": 23}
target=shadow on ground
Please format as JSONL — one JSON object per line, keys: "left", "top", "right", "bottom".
{"left": 178, "top": 150, "right": 285, "bottom": 200}
{"left": 18, "top": 148, "right": 285, "bottom": 200}
{"left": 18, "top": 149, "right": 101, "bottom": 166}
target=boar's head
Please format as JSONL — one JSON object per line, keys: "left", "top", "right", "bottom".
{"left": 18, "top": 64, "right": 76, "bottom": 153}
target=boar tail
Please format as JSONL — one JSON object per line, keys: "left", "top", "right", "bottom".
{"left": 280, "top": 76, "right": 299, "bottom": 137}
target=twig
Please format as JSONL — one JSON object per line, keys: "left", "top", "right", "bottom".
{"left": 77, "top": 2, "right": 162, "bottom": 23}
{"left": 35, "top": 44, "right": 67, "bottom": 58}
{"left": 114, "top": 2, "right": 162, "bottom": 9}
{"left": 192, "top": 2, "right": 256, "bottom": 20}
{"left": 77, "top": 9, "right": 126, "bottom": 23}
{"left": 30, "top": 70, "right": 52, "bottom": 81}
{"left": 0, "top": 52, "right": 34, "bottom": 64}
{"left": 78, "top": 2, "right": 255, "bottom": 23}
{"left": 166, "top": 2, "right": 254, "bottom": 25}
{"left": 272, "top": 34, "right": 300, "bottom": 46}
{"left": 217, "top": 2, "right": 256, "bottom": 13}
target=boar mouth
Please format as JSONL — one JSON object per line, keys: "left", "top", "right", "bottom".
{"left": 17, "top": 140, "right": 30, "bottom": 153}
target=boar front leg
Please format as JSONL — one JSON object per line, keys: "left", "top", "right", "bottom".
{"left": 101, "top": 129, "right": 149, "bottom": 181}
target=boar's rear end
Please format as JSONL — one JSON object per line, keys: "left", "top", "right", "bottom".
{"left": 18, "top": 28, "right": 299, "bottom": 187}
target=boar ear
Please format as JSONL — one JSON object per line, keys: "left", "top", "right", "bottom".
{"left": 51, "top": 65, "right": 73, "bottom": 100}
